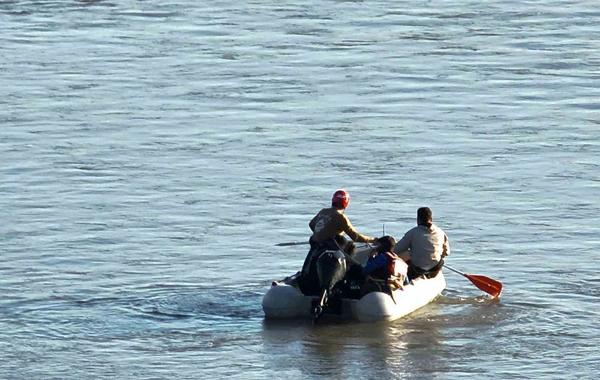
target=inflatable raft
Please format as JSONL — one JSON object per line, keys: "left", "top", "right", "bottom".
{"left": 262, "top": 246, "right": 445, "bottom": 322}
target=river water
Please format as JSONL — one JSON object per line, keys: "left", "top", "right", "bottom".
{"left": 1, "top": 1, "right": 599, "bottom": 379}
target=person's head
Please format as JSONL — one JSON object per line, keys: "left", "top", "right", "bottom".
{"left": 376, "top": 235, "right": 396, "bottom": 253}
{"left": 417, "top": 207, "right": 433, "bottom": 228}
{"left": 331, "top": 189, "right": 350, "bottom": 210}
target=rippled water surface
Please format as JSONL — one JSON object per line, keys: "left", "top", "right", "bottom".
{"left": 1, "top": 1, "right": 599, "bottom": 379}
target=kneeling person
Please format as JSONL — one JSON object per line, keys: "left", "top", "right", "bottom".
{"left": 360, "top": 236, "right": 408, "bottom": 294}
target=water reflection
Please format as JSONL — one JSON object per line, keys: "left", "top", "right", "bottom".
{"left": 261, "top": 305, "right": 447, "bottom": 379}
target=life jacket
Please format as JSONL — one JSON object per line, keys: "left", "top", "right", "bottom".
{"left": 387, "top": 252, "right": 408, "bottom": 279}
{"left": 368, "top": 252, "right": 408, "bottom": 281}
{"left": 361, "top": 252, "right": 409, "bottom": 297}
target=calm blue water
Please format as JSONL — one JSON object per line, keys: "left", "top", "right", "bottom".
{"left": 1, "top": 1, "right": 599, "bottom": 379}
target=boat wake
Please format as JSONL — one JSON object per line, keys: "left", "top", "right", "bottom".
{"left": 129, "top": 287, "right": 265, "bottom": 321}
{"left": 436, "top": 291, "right": 502, "bottom": 306}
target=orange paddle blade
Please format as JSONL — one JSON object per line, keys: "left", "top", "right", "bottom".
{"left": 464, "top": 274, "right": 503, "bottom": 298}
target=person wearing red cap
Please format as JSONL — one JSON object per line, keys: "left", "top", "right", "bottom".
{"left": 298, "top": 189, "right": 377, "bottom": 296}
{"left": 308, "top": 189, "right": 377, "bottom": 257}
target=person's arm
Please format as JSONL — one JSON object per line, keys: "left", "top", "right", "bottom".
{"left": 442, "top": 232, "right": 450, "bottom": 257}
{"left": 341, "top": 214, "right": 375, "bottom": 243}
{"left": 393, "top": 229, "right": 413, "bottom": 261}
{"left": 309, "top": 212, "right": 319, "bottom": 232}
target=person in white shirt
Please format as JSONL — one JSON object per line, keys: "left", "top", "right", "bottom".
{"left": 393, "top": 207, "right": 449, "bottom": 280}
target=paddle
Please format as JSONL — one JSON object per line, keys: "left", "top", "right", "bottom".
{"left": 444, "top": 265, "right": 503, "bottom": 298}
{"left": 275, "top": 241, "right": 310, "bottom": 247}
